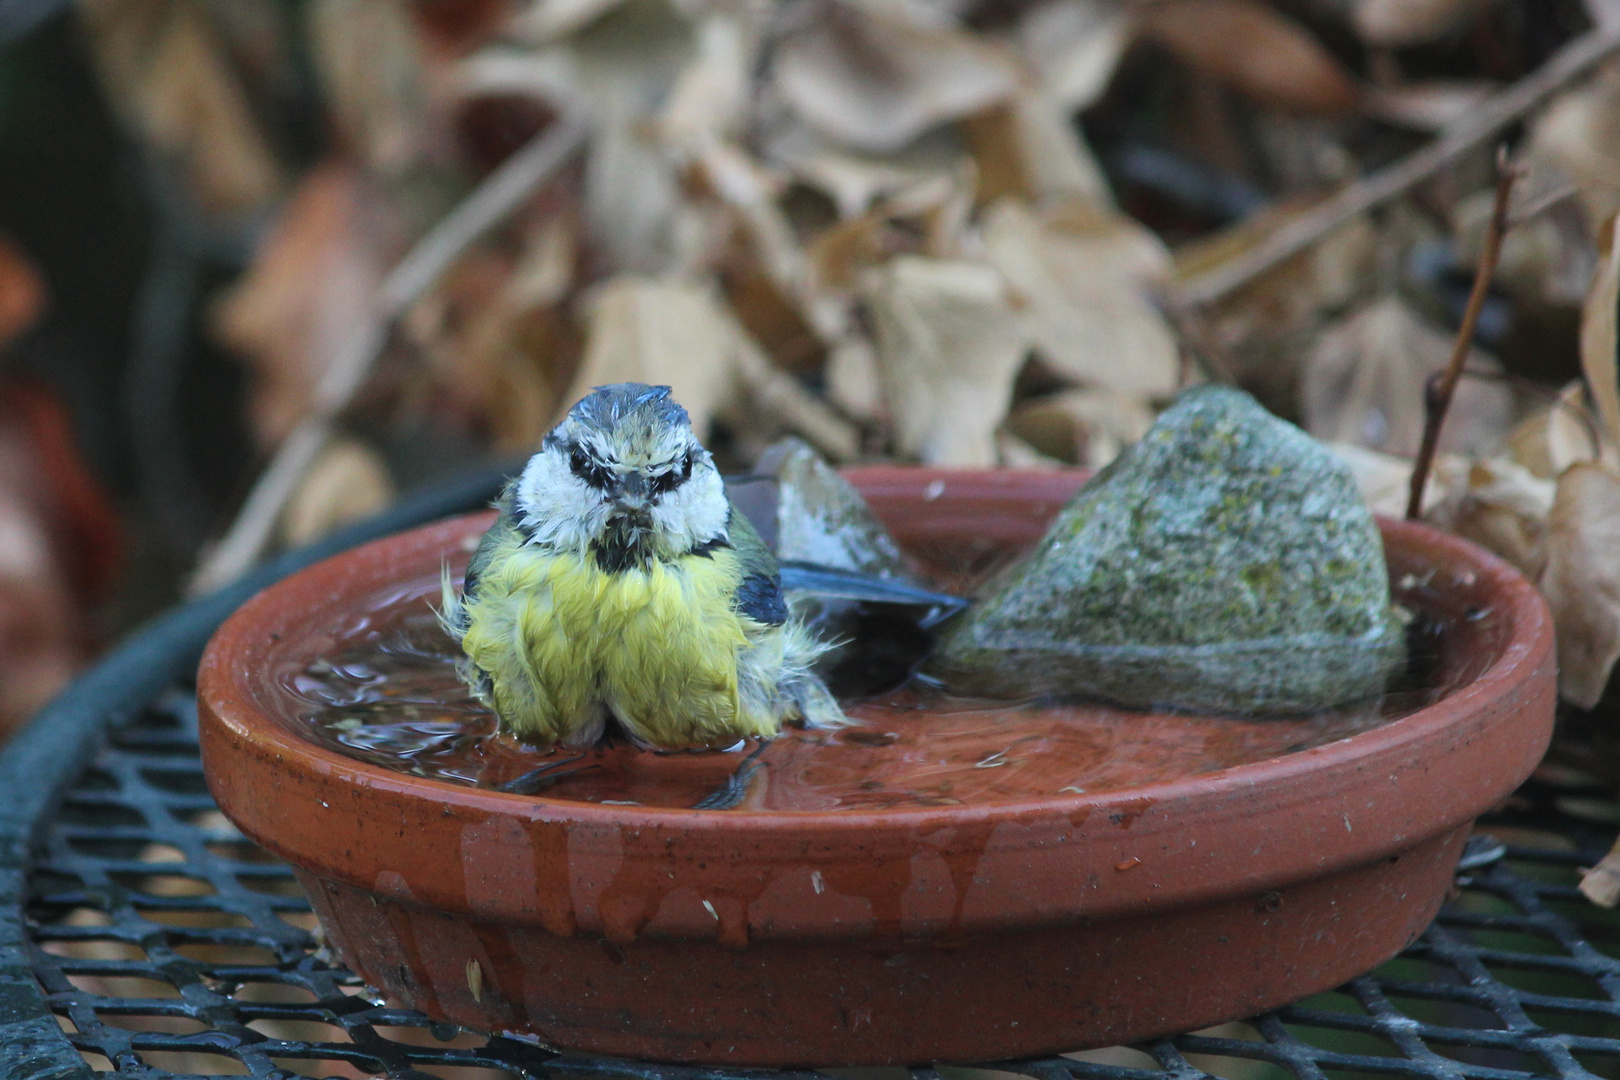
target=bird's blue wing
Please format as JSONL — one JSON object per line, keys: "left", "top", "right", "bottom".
{"left": 725, "top": 503, "right": 789, "bottom": 626}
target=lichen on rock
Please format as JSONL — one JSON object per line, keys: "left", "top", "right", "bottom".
{"left": 930, "top": 385, "right": 1405, "bottom": 715}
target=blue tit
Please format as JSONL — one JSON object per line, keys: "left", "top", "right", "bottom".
{"left": 439, "top": 383, "right": 843, "bottom": 750}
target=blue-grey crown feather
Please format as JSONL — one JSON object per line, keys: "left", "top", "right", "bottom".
{"left": 572, "top": 383, "right": 689, "bottom": 431}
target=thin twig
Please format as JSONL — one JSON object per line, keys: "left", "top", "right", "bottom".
{"left": 190, "top": 110, "right": 590, "bottom": 596}
{"left": 1406, "top": 153, "right": 1519, "bottom": 520}
{"left": 1174, "top": 24, "right": 1620, "bottom": 310}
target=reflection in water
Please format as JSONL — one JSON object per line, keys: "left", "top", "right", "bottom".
{"left": 267, "top": 567, "right": 1465, "bottom": 812}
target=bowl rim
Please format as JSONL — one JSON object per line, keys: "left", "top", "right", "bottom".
{"left": 197, "top": 467, "right": 1556, "bottom": 933}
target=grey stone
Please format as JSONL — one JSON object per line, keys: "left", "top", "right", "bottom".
{"left": 930, "top": 385, "right": 1404, "bottom": 714}
{"left": 748, "top": 437, "right": 912, "bottom": 577}
{"left": 729, "top": 439, "right": 928, "bottom": 682}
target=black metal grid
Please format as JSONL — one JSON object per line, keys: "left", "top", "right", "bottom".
{"left": 14, "top": 685, "right": 1620, "bottom": 1080}
{"left": 9, "top": 470, "right": 1620, "bottom": 1080}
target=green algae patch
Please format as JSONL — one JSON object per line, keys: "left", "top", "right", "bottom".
{"left": 930, "top": 385, "right": 1404, "bottom": 714}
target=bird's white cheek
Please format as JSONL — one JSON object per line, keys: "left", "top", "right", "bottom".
{"left": 516, "top": 457, "right": 610, "bottom": 552}
{"left": 652, "top": 470, "right": 729, "bottom": 551}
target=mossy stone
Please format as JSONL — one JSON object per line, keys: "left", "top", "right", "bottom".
{"left": 930, "top": 385, "right": 1404, "bottom": 714}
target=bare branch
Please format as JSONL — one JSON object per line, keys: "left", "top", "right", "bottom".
{"left": 190, "top": 110, "right": 590, "bottom": 596}
{"left": 1174, "top": 26, "right": 1620, "bottom": 309}
{"left": 1406, "top": 152, "right": 1518, "bottom": 521}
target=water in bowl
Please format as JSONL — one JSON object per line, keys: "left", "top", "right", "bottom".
{"left": 266, "top": 561, "right": 1471, "bottom": 812}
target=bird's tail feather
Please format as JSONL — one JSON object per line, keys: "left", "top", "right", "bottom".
{"left": 437, "top": 561, "right": 466, "bottom": 641}
{"left": 437, "top": 563, "right": 496, "bottom": 707}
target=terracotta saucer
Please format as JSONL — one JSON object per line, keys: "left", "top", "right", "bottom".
{"left": 198, "top": 469, "right": 1556, "bottom": 1066}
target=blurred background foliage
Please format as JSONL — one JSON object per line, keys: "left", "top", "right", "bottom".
{"left": 5, "top": 0, "right": 1620, "bottom": 759}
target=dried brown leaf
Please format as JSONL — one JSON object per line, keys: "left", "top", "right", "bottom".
{"left": 1014, "top": 0, "right": 1132, "bottom": 110}
{"left": 279, "top": 437, "right": 396, "bottom": 548}
{"left": 1173, "top": 200, "right": 1377, "bottom": 319}
{"left": 824, "top": 338, "right": 884, "bottom": 421}
{"left": 774, "top": 5, "right": 1016, "bottom": 153}
{"left": 806, "top": 171, "right": 973, "bottom": 295}
{"left": 1328, "top": 442, "right": 1426, "bottom": 518}
{"left": 1582, "top": 215, "right": 1620, "bottom": 461}
{"left": 730, "top": 334, "right": 862, "bottom": 462}
{"left": 82, "top": 0, "right": 281, "bottom": 214}
{"left": 1302, "top": 295, "right": 1512, "bottom": 459}
{"left": 1581, "top": 843, "right": 1620, "bottom": 907}
{"left": 1529, "top": 61, "right": 1620, "bottom": 226}
{"left": 213, "top": 163, "right": 395, "bottom": 447}
{"left": 809, "top": 214, "right": 894, "bottom": 295}
{"left": 1137, "top": 0, "right": 1358, "bottom": 115}
{"left": 308, "top": 0, "right": 430, "bottom": 179}
{"left": 722, "top": 258, "right": 822, "bottom": 374}
{"left": 480, "top": 0, "right": 695, "bottom": 274}
{"left": 1507, "top": 384, "right": 1597, "bottom": 480}
{"left": 960, "top": 104, "right": 1033, "bottom": 207}
{"left": 1540, "top": 462, "right": 1620, "bottom": 708}
{"left": 1172, "top": 206, "right": 1380, "bottom": 408}
{"left": 1004, "top": 388, "right": 1156, "bottom": 468}
{"left": 661, "top": 13, "right": 757, "bottom": 150}
{"left": 982, "top": 198, "right": 1177, "bottom": 398}
{"left": 995, "top": 431, "right": 1067, "bottom": 468}
{"left": 509, "top": 0, "right": 631, "bottom": 41}
{"left": 486, "top": 343, "right": 566, "bottom": 452}
{"left": 505, "top": 211, "right": 579, "bottom": 309}
{"left": 568, "top": 277, "right": 742, "bottom": 438}
{"left": 570, "top": 275, "right": 855, "bottom": 461}
{"left": 1328, "top": 444, "right": 1553, "bottom": 572}
{"left": 863, "top": 256, "right": 1029, "bottom": 465}
{"left": 697, "top": 142, "right": 804, "bottom": 300}
{"left": 1452, "top": 183, "right": 1594, "bottom": 308}
{"left": 963, "top": 89, "right": 1112, "bottom": 206}
{"left": 587, "top": 113, "right": 683, "bottom": 274}
{"left": 1351, "top": 0, "right": 1502, "bottom": 47}
{"left": 1425, "top": 456, "right": 1556, "bottom": 579}
{"left": 412, "top": 224, "right": 577, "bottom": 452}
{"left": 779, "top": 146, "right": 942, "bottom": 220}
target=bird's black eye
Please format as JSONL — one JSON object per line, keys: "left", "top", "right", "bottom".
{"left": 569, "top": 446, "right": 613, "bottom": 490}
{"left": 650, "top": 452, "right": 694, "bottom": 496}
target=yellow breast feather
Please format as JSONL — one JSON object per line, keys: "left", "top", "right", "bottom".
{"left": 458, "top": 535, "right": 779, "bottom": 748}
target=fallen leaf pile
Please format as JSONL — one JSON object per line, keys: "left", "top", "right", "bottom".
{"left": 63, "top": 0, "right": 1620, "bottom": 865}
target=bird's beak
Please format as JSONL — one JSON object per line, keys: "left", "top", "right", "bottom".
{"left": 614, "top": 470, "right": 650, "bottom": 512}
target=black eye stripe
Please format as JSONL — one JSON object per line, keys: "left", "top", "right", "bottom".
{"left": 650, "top": 453, "right": 694, "bottom": 496}
{"left": 567, "top": 444, "right": 693, "bottom": 495}
{"left": 568, "top": 446, "right": 614, "bottom": 490}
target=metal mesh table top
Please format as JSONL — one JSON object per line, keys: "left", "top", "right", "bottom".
{"left": 6, "top": 472, "right": 1620, "bottom": 1080}
{"left": 17, "top": 685, "right": 1620, "bottom": 1080}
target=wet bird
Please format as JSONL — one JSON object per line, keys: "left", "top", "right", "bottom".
{"left": 440, "top": 383, "right": 843, "bottom": 750}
